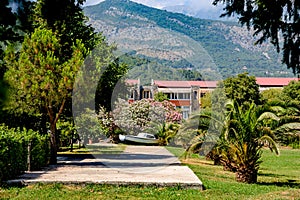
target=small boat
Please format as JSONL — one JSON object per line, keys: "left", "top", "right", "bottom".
{"left": 119, "top": 132, "right": 160, "bottom": 145}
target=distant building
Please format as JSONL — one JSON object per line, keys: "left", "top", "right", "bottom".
{"left": 256, "top": 77, "right": 298, "bottom": 91}
{"left": 126, "top": 77, "right": 298, "bottom": 119}
{"left": 152, "top": 80, "right": 217, "bottom": 119}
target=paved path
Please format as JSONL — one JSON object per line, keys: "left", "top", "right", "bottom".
{"left": 8, "top": 145, "right": 203, "bottom": 189}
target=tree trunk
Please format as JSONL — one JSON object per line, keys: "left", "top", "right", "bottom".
{"left": 70, "top": 132, "right": 73, "bottom": 152}
{"left": 236, "top": 167, "right": 258, "bottom": 183}
{"left": 49, "top": 123, "right": 57, "bottom": 164}
{"left": 47, "top": 100, "right": 66, "bottom": 165}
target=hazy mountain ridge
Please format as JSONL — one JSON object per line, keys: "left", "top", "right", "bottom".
{"left": 84, "top": 0, "right": 294, "bottom": 79}
{"left": 163, "top": 4, "right": 231, "bottom": 21}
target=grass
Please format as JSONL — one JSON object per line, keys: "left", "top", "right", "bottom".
{"left": 181, "top": 147, "right": 300, "bottom": 200}
{"left": 0, "top": 147, "right": 299, "bottom": 199}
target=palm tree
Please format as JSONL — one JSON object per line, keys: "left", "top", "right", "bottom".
{"left": 179, "top": 99, "right": 300, "bottom": 183}
{"left": 220, "top": 101, "right": 283, "bottom": 183}
{"left": 181, "top": 100, "right": 300, "bottom": 183}
{"left": 176, "top": 109, "right": 225, "bottom": 161}
{"left": 265, "top": 99, "right": 300, "bottom": 147}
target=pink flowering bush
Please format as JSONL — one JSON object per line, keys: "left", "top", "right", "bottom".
{"left": 159, "top": 100, "right": 183, "bottom": 123}
{"left": 113, "top": 98, "right": 182, "bottom": 136}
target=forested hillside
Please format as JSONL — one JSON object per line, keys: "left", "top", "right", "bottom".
{"left": 84, "top": 0, "right": 295, "bottom": 80}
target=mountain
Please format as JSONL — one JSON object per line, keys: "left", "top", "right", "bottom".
{"left": 163, "top": 4, "right": 234, "bottom": 21}
{"left": 83, "top": 0, "right": 294, "bottom": 80}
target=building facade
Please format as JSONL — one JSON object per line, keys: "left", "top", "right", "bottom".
{"left": 126, "top": 77, "right": 298, "bottom": 119}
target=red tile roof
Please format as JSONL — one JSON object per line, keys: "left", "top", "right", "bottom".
{"left": 188, "top": 81, "right": 218, "bottom": 88}
{"left": 153, "top": 80, "right": 218, "bottom": 88}
{"left": 153, "top": 80, "right": 191, "bottom": 88}
{"left": 256, "top": 77, "right": 298, "bottom": 86}
{"left": 130, "top": 78, "right": 298, "bottom": 88}
{"left": 126, "top": 79, "right": 139, "bottom": 85}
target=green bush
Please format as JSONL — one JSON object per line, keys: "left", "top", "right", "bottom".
{"left": 0, "top": 128, "right": 25, "bottom": 181}
{"left": 0, "top": 125, "right": 50, "bottom": 181}
{"left": 25, "top": 129, "right": 50, "bottom": 170}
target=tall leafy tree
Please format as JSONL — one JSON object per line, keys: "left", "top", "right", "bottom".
{"left": 95, "top": 58, "right": 128, "bottom": 112}
{"left": 1, "top": 0, "right": 98, "bottom": 74}
{"left": 34, "top": 0, "right": 99, "bottom": 59}
{"left": 0, "top": 1, "right": 34, "bottom": 116}
{"left": 213, "top": 0, "right": 300, "bottom": 74}
{"left": 278, "top": 81, "right": 300, "bottom": 147}
{"left": 199, "top": 74, "right": 260, "bottom": 111}
{"left": 261, "top": 88, "right": 283, "bottom": 103}
{"left": 0, "top": 0, "right": 17, "bottom": 67}
{"left": 26, "top": 0, "right": 107, "bottom": 130}
{"left": 4, "top": 27, "right": 85, "bottom": 164}
{"left": 200, "top": 85, "right": 228, "bottom": 112}
{"left": 0, "top": 0, "right": 14, "bottom": 110}
{"left": 281, "top": 80, "right": 300, "bottom": 103}
{"left": 0, "top": 0, "right": 33, "bottom": 77}
{"left": 32, "top": 0, "right": 104, "bottom": 122}
{"left": 222, "top": 73, "right": 261, "bottom": 106}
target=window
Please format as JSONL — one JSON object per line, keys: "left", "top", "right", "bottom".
{"left": 159, "top": 92, "right": 190, "bottom": 100}
{"left": 177, "top": 93, "right": 190, "bottom": 99}
{"left": 178, "top": 93, "right": 183, "bottom": 99}
{"left": 166, "top": 93, "right": 171, "bottom": 99}
{"left": 182, "top": 111, "right": 189, "bottom": 119}
{"left": 181, "top": 106, "right": 190, "bottom": 119}
{"left": 143, "top": 90, "right": 150, "bottom": 99}
{"left": 129, "top": 90, "right": 134, "bottom": 99}
{"left": 183, "top": 93, "right": 190, "bottom": 99}
{"left": 171, "top": 93, "right": 178, "bottom": 99}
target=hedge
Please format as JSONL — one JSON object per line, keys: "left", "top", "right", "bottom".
{"left": 0, "top": 125, "right": 50, "bottom": 182}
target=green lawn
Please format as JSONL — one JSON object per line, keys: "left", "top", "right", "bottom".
{"left": 184, "top": 148, "right": 300, "bottom": 200}
{"left": 0, "top": 147, "right": 299, "bottom": 200}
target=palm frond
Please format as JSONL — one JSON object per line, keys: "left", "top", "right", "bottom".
{"left": 285, "top": 107, "right": 300, "bottom": 115}
{"left": 257, "top": 135, "right": 280, "bottom": 155}
{"left": 277, "top": 122, "right": 300, "bottom": 132}
{"left": 269, "top": 105, "right": 286, "bottom": 114}
{"left": 257, "top": 112, "right": 280, "bottom": 122}
{"left": 183, "top": 140, "right": 203, "bottom": 159}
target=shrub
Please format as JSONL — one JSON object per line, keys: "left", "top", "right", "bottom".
{"left": 113, "top": 99, "right": 182, "bottom": 135}
{"left": 0, "top": 125, "right": 50, "bottom": 181}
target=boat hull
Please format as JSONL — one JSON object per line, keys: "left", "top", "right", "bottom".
{"left": 119, "top": 134, "right": 160, "bottom": 145}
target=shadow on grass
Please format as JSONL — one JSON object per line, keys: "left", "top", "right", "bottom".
{"left": 257, "top": 181, "right": 300, "bottom": 188}
{"left": 258, "top": 172, "right": 286, "bottom": 178}
{"left": 57, "top": 153, "right": 95, "bottom": 159}
{"left": 181, "top": 158, "right": 215, "bottom": 166}
{"left": 258, "top": 172, "right": 300, "bottom": 188}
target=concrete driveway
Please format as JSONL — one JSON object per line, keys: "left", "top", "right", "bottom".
{"left": 8, "top": 145, "right": 203, "bottom": 189}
